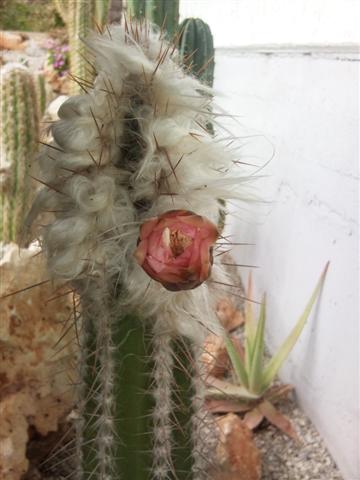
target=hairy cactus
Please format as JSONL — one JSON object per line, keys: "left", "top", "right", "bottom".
{"left": 178, "top": 18, "right": 215, "bottom": 87}
{"left": 128, "top": 0, "right": 179, "bottom": 37}
{"left": 0, "top": 64, "right": 39, "bottom": 243}
{"left": 27, "top": 21, "right": 249, "bottom": 479}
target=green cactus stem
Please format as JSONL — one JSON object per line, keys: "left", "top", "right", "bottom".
{"left": 33, "top": 72, "right": 52, "bottom": 120}
{"left": 68, "top": 1, "right": 96, "bottom": 95}
{"left": 76, "top": 278, "right": 198, "bottom": 480}
{"left": 145, "top": 0, "right": 179, "bottom": 37}
{"left": 0, "top": 65, "right": 39, "bottom": 243}
{"left": 127, "top": 0, "right": 146, "bottom": 18}
{"left": 58, "top": 0, "right": 111, "bottom": 95}
{"left": 178, "top": 18, "right": 215, "bottom": 87}
{"left": 128, "top": 0, "right": 179, "bottom": 37}
{"left": 95, "top": 0, "right": 111, "bottom": 27}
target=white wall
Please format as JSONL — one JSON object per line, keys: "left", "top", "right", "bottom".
{"left": 179, "top": 1, "right": 359, "bottom": 477}
{"left": 180, "top": 0, "right": 360, "bottom": 47}
{"left": 213, "top": 49, "right": 359, "bottom": 480}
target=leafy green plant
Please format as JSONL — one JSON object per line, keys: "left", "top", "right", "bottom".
{"left": 206, "top": 263, "right": 329, "bottom": 438}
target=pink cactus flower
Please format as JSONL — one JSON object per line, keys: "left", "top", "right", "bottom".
{"left": 134, "top": 210, "right": 219, "bottom": 291}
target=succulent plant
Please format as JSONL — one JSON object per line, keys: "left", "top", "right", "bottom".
{"left": 178, "top": 18, "right": 215, "bottom": 87}
{"left": 33, "top": 71, "right": 53, "bottom": 120}
{"left": 67, "top": 0, "right": 96, "bottom": 95}
{"left": 206, "top": 264, "right": 329, "bottom": 439}
{"left": 0, "top": 64, "right": 39, "bottom": 243}
{"left": 127, "top": 0, "right": 146, "bottom": 18}
{"left": 127, "top": 0, "right": 179, "bottom": 37}
{"left": 54, "top": 0, "right": 112, "bottom": 95}
{"left": 26, "top": 20, "right": 253, "bottom": 479}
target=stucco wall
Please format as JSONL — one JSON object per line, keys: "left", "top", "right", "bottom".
{"left": 180, "top": 0, "right": 359, "bottom": 47}
{"left": 213, "top": 49, "right": 359, "bottom": 479}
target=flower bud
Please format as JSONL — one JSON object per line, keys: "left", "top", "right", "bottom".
{"left": 134, "top": 210, "right": 219, "bottom": 291}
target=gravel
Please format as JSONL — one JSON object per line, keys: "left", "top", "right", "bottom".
{"left": 254, "top": 397, "right": 343, "bottom": 480}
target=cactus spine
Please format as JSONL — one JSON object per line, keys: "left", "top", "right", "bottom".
{"left": 0, "top": 65, "right": 39, "bottom": 243}
{"left": 128, "top": 0, "right": 179, "bottom": 37}
{"left": 178, "top": 18, "right": 215, "bottom": 87}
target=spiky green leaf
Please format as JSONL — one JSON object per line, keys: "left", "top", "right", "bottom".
{"left": 244, "top": 273, "right": 257, "bottom": 369}
{"left": 248, "top": 294, "right": 266, "bottom": 394}
{"left": 261, "top": 262, "right": 329, "bottom": 391}
{"left": 224, "top": 334, "right": 249, "bottom": 388}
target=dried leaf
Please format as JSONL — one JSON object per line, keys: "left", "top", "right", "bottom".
{"left": 205, "top": 398, "right": 251, "bottom": 414}
{"left": 266, "top": 384, "right": 294, "bottom": 402}
{"left": 243, "top": 407, "right": 264, "bottom": 430}
{"left": 213, "top": 413, "right": 261, "bottom": 480}
{"left": 216, "top": 297, "right": 245, "bottom": 331}
{"left": 202, "top": 334, "right": 230, "bottom": 378}
{"left": 258, "top": 400, "right": 300, "bottom": 443}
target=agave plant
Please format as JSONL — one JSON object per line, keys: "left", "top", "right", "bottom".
{"left": 205, "top": 263, "right": 329, "bottom": 439}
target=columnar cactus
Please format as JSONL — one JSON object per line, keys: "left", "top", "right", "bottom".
{"left": 55, "top": 0, "right": 112, "bottom": 95}
{"left": 33, "top": 71, "right": 53, "bottom": 120}
{"left": 94, "top": 0, "right": 111, "bottom": 26}
{"left": 127, "top": 0, "right": 146, "bottom": 18}
{"left": 128, "top": 0, "right": 179, "bottom": 37}
{"left": 178, "top": 18, "right": 215, "bottom": 87}
{"left": 0, "top": 64, "right": 39, "bottom": 243}
{"left": 27, "top": 21, "right": 249, "bottom": 479}
{"left": 67, "top": 1, "right": 96, "bottom": 95}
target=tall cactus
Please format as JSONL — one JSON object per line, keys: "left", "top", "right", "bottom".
{"left": 128, "top": 0, "right": 179, "bottom": 37}
{"left": 0, "top": 64, "right": 39, "bottom": 243}
{"left": 178, "top": 18, "right": 215, "bottom": 87}
{"left": 67, "top": 1, "right": 96, "bottom": 95}
{"left": 127, "top": 0, "right": 146, "bottom": 18}
{"left": 26, "top": 20, "right": 245, "bottom": 480}
{"left": 75, "top": 280, "right": 198, "bottom": 480}
{"left": 55, "top": 0, "right": 111, "bottom": 95}
{"left": 33, "top": 71, "right": 53, "bottom": 120}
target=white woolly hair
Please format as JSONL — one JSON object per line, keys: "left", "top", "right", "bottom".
{"left": 27, "top": 23, "right": 253, "bottom": 340}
